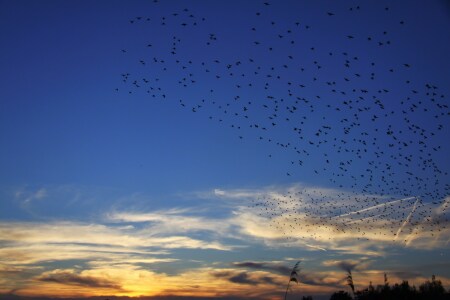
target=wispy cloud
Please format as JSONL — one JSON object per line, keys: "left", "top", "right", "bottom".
{"left": 322, "top": 259, "right": 372, "bottom": 273}
{"left": 36, "top": 269, "right": 123, "bottom": 289}
{"left": 3, "top": 183, "right": 448, "bottom": 271}
{"left": 106, "top": 209, "right": 231, "bottom": 235}
{"left": 232, "top": 261, "right": 291, "bottom": 275}
{"left": 216, "top": 185, "right": 450, "bottom": 254}
{"left": 211, "top": 270, "right": 278, "bottom": 286}
{"left": 14, "top": 188, "right": 48, "bottom": 216}
{"left": 0, "top": 218, "right": 234, "bottom": 285}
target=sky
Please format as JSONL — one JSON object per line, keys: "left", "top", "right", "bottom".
{"left": 0, "top": 0, "right": 450, "bottom": 299}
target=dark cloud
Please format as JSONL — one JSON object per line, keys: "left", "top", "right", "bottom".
{"left": 211, "top": 270, "right": 233, "bottom": 278}
{"left": 36, "top": 270, "right": 122, "bottom": 289}
{"left": 229, "top": 273, "right": 259, "bottom": 285}
{"left": 232, "top": 261, "right": 341, "bottom": 288}
{"left": 390, "top": 271, "right": 422, "bottom": 280}
{"left": 336, "top": 261, "right": 358, "bottom": 273}
{"left": 300, "top": 274, "right": 341, "bottom": 288}
{"left": 337, "top": 261, "right": 358, "bottom": 272}
{"left": 211, "top": 270, "right": 278, "bottom": 286}
{"left": 0, "top": 266, "right": 23, "bottom": 275}
{"left": 232, "top": 261, "right": 291, "bottom": 275}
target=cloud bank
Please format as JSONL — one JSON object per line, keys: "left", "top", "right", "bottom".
{"left": 1, "top": 183, "right": 449, "bottom": 297}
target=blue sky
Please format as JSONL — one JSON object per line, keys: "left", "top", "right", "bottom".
{"left": 0, "top": 0, "right": 450, "bottom": 299}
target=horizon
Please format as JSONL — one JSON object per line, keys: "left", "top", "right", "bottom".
{"left": 0, "top": 0, "right": 449, "bottom": 299}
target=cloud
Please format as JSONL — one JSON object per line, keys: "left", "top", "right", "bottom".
{"left": 229, "top": 272, "right": 276, "bottom": 286}
{"left": 14, "top": 188, "right": 48, "bottom": 213}
{"left": 210, "top": 270, "right": 278, "bottom": 286}
{"left": 106, "top": 209, "right": 231, "bottom": 235}
{"left": 15, "top": 187, "right": 47, "bottom": 202}
{"left": 0, "top": 217, "right": 234, "bottom": 295}
{"left": 212, "top": 188, "right": 266, "bottom": 199}
{"left": 2, "top": 183, "right": 448, "bottom": 288}
{"left": 228, "top": 273, "right": 260, "bottom": 285}
{"left": 231, "top": 261, "right": 343, "bottom": 288}
{"left": 322, "top": 260, "right": 363, "bottom": 273}
{"left": 8, "top": 183, "right": 450, "bottom": 259}
{"left": 0, "top": 220, "right": 233, "bottom": 263}
{"left": 300, "top": 273, "right": 341, "bottom": 287}
{"left": 36, "top": 269, "right": 122, "bottom": 289}
{"left": 214, "top": 189, "right": 226, "bottom": 196}
{"left": 390, "top": 271, "right": 423, "bottom": 280}
{"left": 2, "top": 183, "right": 449, "bottom": 298}
{"left": 232, "top": 261, "right": 291, "bottom": 275}
{"left": 229, "top": 207, "right": 388, "bottom": 255}
{"left": 221, "top": 184, "right": 450, "bottom": 254}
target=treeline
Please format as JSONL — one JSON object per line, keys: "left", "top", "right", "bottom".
{"left": 326, "top": 275, "right": 450, "bottom": 300}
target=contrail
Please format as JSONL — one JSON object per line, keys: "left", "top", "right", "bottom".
{"left": 333, "top": 196, "right": 417, "bottom": 219}
{"left": 436, "top": 196, "right": 450, "bottom": 215}
{"left": 404, "top": 197, "right": 449, "bottom": 246}
{"left": 395, "top": 197, "right": 420, "bottom": 241}
{"left": 305, "top": 243, "right": 327, "bottom": 251}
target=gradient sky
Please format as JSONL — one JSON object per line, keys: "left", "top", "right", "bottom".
{"left": 1, "top": 1, "right": 450, "bottom": 299}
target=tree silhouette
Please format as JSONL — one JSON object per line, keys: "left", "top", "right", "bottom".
{"left": 330, "top": 290, "right": 353, "bottom": 300}
{"left": 353, "top": 275, "right": 450, "bottom": 300}
{"left": 419, "top": 275, "right": 446, "bottom": 299}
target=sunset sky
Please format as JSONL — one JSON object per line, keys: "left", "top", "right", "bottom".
{"left": 1, "top": 1, "right": 449, "bottom": 299}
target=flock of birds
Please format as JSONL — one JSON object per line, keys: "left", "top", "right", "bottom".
{"left": 115, "top": 1, "right": 449, "bottom": 245}
{"left": 251, "top": 188, "right": 448, "bottom": 245}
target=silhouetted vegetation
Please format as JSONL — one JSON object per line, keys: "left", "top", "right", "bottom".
{"left": 293, "top": 275, "right": 450, "bottom": 300}
{"left": 353, "top": 275, "right": 450, "bottom": 300}
{"left": 330, "top": 291, "right": 352, "bottom": 300}
{"left": 285, "top": 261, "right": 301, "bottom": 300}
